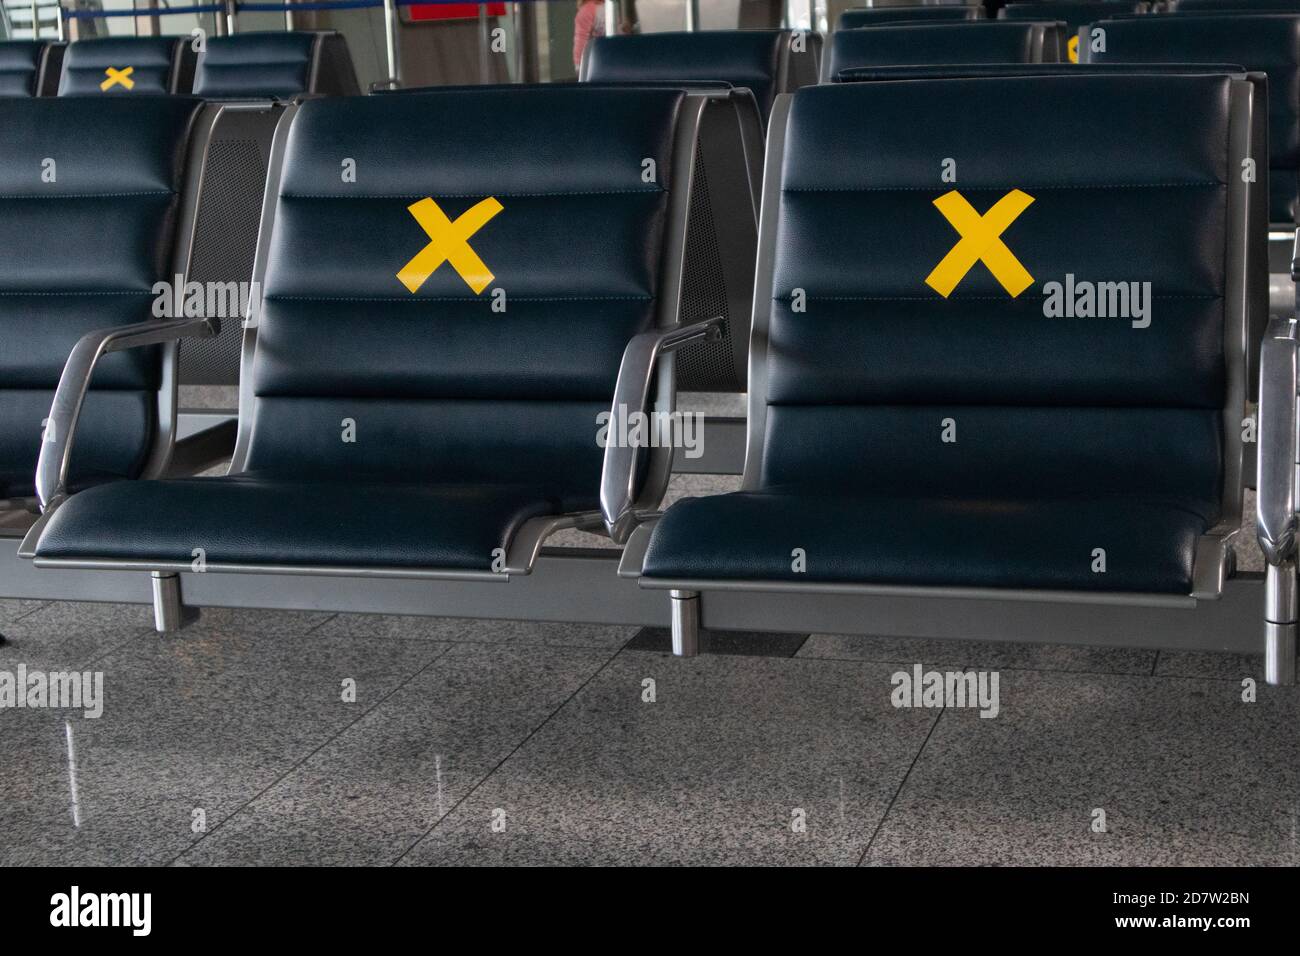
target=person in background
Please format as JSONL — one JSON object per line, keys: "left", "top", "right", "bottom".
{"left": 574, "top": 0, "right": 638, "bottom": 70}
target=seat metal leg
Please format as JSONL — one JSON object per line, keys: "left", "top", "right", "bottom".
{"left": 1264, "top": 561, "right": 1297, "bottom": 686}
{"left": 151, "top": 572, "right": 186, "bottom": 634}
{"left": 669, "top": 589, "right": 700, "bottom": 657}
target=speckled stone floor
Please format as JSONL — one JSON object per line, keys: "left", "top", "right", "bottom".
{"left": 1, "top": 591, "right": 1292, "bottom": 867}
{"left": 0, "top": 390, "right": 1286, "bottom": 866}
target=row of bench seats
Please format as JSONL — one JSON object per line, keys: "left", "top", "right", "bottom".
{"left": 0, "top": 20, "right": 1291, "bottom": 680}
{"left": 0, "top": 72, "right": 1258, "bottom": 635}
{"left": 0, "top": 31, "right": 358, "bottom": 100}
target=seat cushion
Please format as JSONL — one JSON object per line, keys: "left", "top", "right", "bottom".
{"left": 34, "top": 476, "right": 563, "bottom": 570}
{"left": 642, "top": 492, "right": 1220, "bottom": 594}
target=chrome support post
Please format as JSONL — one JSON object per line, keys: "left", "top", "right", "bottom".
{"left": 1264, "top": 560, "right": 1298, "bottom": 685}
{"left": 55, "top": 2, "right": 65, "bottom": 40}
{"left": 224, "top": 0, "right": 236, "bottom": 35}
{"left": 685, "top": 0, "right": 699, "bottom": 31}
{"left": 669, "top": 589, "right": 700, "bottom": 657}
{"left": 383, "top": 0, "right": 401, "bottom": 86}
{"left": 477, "top": 3, "right": 491, "bottom": 85}
{"left": 151, "top": 572, "right": 184, "bottom": 633}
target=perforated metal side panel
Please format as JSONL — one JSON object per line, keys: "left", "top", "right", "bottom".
{"left": 675, "top": 140, "right": 740, "bottom": 392}
{"left": 178, "top": 133, "right": 267, "bottom": 386}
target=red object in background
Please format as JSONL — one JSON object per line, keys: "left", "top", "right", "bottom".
{"left": 408, "top": 2, "right": 507, "bottom": 19}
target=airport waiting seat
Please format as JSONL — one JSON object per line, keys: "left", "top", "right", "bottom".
{"left": 615, "top": 73, "right": 1256, "bottom": 649}
{"left": 580, "top": 38, "right": 796, "bottom": 395}
{"left": 1001, "top": 1, "right": 1147, "bottom": 60}
{"left": 581, "top": 30, "right": 821, "bottom": 125}
{"left": 0, "top": 40, "right": 62, "bottom": 97}
{"left": 192, "top": 30, "right": 359, "bottom": 100}
{"left": 57, "top": 36, "right": 194, "bottom": 96}
{"left": 177, "top": 31, "right": 359, "bottom": 389}
{"left": 1088, "top": 14, "right": 1300, "bottom": 225}
{"left": 826, "top": 20, "right": 1067, "bottom": 79}
{"left": 26, "top": 88, "right": 713, "bottom": 604}
{"left": 1002, "top": 0, "right": 1148, "bottom": 24}
{"left": 830, "top": 61, "right": 1272, "bottom": 402}
{"left": 0, "top": 96, "right": 228, "bottom": 513}
{"left": 1173, "top": 0, "right": 1300, "bottom": 9}
{"left": 838, "top": 5, "right": 984, "bottom": 29}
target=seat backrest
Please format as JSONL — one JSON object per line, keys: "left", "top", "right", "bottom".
{"left": 827, "top": 21, "right": 1066, "bottom": 79}
{"left": 0, "top": 40, "right": 48, "bottom": 98}
{"left": 581, "top": 30, "right": 819, "bottom": 123}
{"left": 58, "top": 36, "right": 190, "bottom": 96}
{"left": 752, "top": 75, "right": 1253, "bottom": 526}
{"left": 0, "top": 96, "right": 206, "bottom": 501}
{"left": 238, "top": 88, "right": 700, "bottom": 510}
{"left": 838, "top": 5, "right": 984, "bottom": 29}
{"left": 376, "top": 80, "right": 761, "bottom": 395}
{"left": 192, "top": 30, "right": 359, "bottom": 99}
{"left": 1089, "top": 14, "right": 1300, "bottom": 223}
{"left": 1002, "top": 0, "right": 1148, "bottom": 28}
{"left": 1174, "top": 0, "right": 1300, "bottom": 9}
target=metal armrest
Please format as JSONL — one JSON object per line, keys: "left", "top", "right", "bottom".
{"left": 1257, "top": 316, "right": 1299, "bottom": 564}
{"left": 35, "top": 317, "right": 218, "bottom": 511}
{"left": 600, "top": 316, "right": 724, "bottom": 543}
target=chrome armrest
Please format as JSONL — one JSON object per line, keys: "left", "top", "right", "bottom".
{"left": 600, "top": 316, "right": 724, "bottom": 543}
{"left": 1257, "top": 316, "right": 1299, "bottom": 565}
{"left": 35, "top": 317, "right": 218, "bottom": 511}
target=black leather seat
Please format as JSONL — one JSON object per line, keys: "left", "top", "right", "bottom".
{"left": 57, "top": 36, "right": 192, "bottom": 96}
{"left": 827, "top": 20, "right": 1067, "bottom": 79}
{"left": 1174, "top": 0, "right": 1300, "bottom": 9}
{"left": 32, "top": 87, "right": 702, "bottom": 573}
{"left": 838, "top": 6, "right": 983, "bottom": 29}
{"left": 1001, "top": 1, "right": 1148, "bottom": 27}
{"left": 1089, "top": 13, "right": 1300, "bottom": 224}
{"left": 581, "top": 30, "right": 820, "bottom": 124}
{"left": 0, "top": 40, "right": 61, "bottom": 97}
{"left": 1001, "top": 1, "right": 1148, "bottom": 60}
{"left": 192, "top": 30, "right": 359, "bottom": 99}
{"left": 831, "top": 62, "right": 1271, "bottom": 403}
{"left": 179, "top": 30, "right": 359, "bottom": 389}
{"left": 0, "top": 96, "right": 207, "bottom": 504}
{"left": 635, "top": 74, "right": 1254, "bottom": 597}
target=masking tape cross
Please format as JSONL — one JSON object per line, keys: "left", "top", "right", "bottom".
{"left": 397, "top": 196, "right": 503, "bottom": 295}
{"left": 924, "top": 188, "right": 1035, "bottom": 298}
{"left": 100, "top": 67, "right": 135, "bottom": 91}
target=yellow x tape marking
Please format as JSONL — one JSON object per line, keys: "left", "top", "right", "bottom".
{"left": 100, "top": 67, "right": 135, "bottom": 91}
{"left": 924, "top": 189, "right": 1035, "bottom": 298}
{"left": 396, "top": 196, "right": 503, "bottom": 295}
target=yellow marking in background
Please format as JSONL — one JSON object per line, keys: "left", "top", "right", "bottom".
{"left": 1068, "top": 35, "right": 1080, "bottom": 64}
{"left": 925, "top": 189, "right": 1035, "bottom": 298}
{"left": 397, "top": 196, "right": 503, "bottom": 295}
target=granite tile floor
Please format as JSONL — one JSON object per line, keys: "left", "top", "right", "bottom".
{"left": 4, "top": 390, "right": 1286, "bottom": 864}
{"left": 0, "top": 600, "right": 1294, "bottom": 866}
